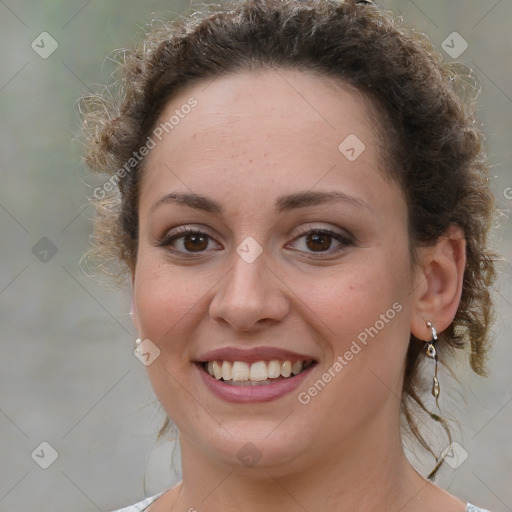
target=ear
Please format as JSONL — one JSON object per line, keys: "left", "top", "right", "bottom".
{"left": 410, "top": 225, "right": 466, "bottom": 341}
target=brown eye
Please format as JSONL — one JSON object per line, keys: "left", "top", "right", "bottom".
{"left": 182, "top": 233, "right": 209, "bottom": 252}
{"left": 305, "top": 232, "right": 333, "bottom": 252}
{"left": 288, "top": 228, "right": 354, "bottom": 256}
{"left": 159, "top": 227, "right": 221, "bottom": 254}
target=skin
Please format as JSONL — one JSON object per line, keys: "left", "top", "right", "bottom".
{"left": 131, "top": 70, "right": 467, "bottom": 512}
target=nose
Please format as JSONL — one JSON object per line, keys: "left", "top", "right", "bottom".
{"left": 208, "top": 249, "right": 291, "bottom": 332}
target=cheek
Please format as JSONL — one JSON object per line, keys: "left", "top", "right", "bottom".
{"left": 287, "top": 247, "right": 414, "bottom": 415}
{"left": 288, "top": 253, "right": 411, "bottom": 346}
{"left": 133, "top": 255, "right": 202, "bottom": 344}
{"left": 292, "top": 261, "right": 412, "bottom": 426}
{"left": 132, "top": 249, "right": 228, "bottom": 374}
{"left": 132, "top": 255, "right": 211, "bottom": 424}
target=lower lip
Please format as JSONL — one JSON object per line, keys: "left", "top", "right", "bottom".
{"left": 196, "top": 364, "right": 316, "bottom": 403}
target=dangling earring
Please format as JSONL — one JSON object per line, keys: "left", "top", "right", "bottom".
{"left": 134, "top": 338, "right": 142, "bottom": 356}
{"left": 425, "top": 321, "right": 440, "bottom": 407}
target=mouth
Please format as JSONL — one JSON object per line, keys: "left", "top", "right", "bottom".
{"left": 195, "top": 353, "right": 318, "bottom": 403}
{"left": 194, "top": 347, "right": 318, "bottom": 403}
{"left": 200, "top": 359, "right": 316, "bottom": 386}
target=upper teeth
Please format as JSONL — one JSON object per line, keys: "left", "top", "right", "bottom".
{"left": 205, "top": 360, "right": 312, "bottom": 382}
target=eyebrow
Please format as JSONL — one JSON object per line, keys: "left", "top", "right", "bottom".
{"left": 150, "top": 190, "right": 372, "bottom": 215}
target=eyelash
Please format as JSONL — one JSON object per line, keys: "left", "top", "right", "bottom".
{"left": 158, "top": 227, "right": 221, "bottom": 255}
{"left": 289, "top": 226, "right": 354, "bottom": 257}
{"left": 158, "top": 225, "right": 354, "bottom": 258}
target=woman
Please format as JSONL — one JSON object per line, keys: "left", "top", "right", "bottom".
{"left": 82, "top": 0, "right": 496, "bottom": 510}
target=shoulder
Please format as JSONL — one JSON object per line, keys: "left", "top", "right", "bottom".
{"left": 110, "top": 493, "right": 162, "bottom": 512}
{"left": 466, "top": 504, "right": 491, "bottom": 512}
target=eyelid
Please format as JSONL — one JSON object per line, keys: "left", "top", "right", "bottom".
{"left": 296, "top": 222, "right": 346, "bottom": 234}
{"left": 159, "top": 224, "right": 217, "bottom": 240}
{"left": 293, "top": 223, "right": 354, "bottom": 243}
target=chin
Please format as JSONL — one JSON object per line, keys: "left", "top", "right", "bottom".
{"left": 184, "top": 419, "right": 312, "bottom": 472}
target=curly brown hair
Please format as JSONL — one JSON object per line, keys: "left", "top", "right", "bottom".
{"left": 81, "top": 0, "right": 497, "bottom": 478}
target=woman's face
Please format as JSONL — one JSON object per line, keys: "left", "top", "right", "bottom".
{"left": 132, "top": 70, "right": 421, "bottom": 472}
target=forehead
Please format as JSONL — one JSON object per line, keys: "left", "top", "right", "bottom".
{"left": 139, "top": 69, "right": 398, "bottom": 214}
{"left": 151, "top": 69, "right": 376, "bottom": 151}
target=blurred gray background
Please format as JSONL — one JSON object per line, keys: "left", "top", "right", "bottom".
{"left": 0, "top": 1, "right": 511, "bottom": 511}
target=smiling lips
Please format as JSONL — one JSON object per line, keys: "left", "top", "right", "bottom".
{"left": 196, "top": 347, "right": 317, "bottom": 402}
